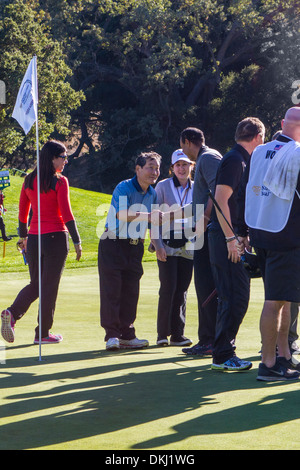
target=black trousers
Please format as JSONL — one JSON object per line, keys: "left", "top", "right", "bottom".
{"left": 0, "top": 217, "right": 7, "bottom": 238}
{"left": 98, "top": 237, "right": 144, "bottom": 341}
{"left": 208, "top": 228, "right": 250, "bottom": 364}
{"left": 157, "top": 255, "right": 193, "bottom": 339}
{"left": 193, "top": 230, "right": 217, "bottom": 345}
{"left": 9, "top": 232, "right": 69, "bottom": 338}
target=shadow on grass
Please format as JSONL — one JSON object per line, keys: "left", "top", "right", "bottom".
{"left": 0, "top": 348, "right": 299, "bottom": 449}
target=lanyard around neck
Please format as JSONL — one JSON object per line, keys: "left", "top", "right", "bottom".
{"left": 177, "top": 185, "right": 190, "bottom": 207}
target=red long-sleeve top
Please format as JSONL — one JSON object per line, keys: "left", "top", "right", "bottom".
{"left": 19, "top": 175, "right": 75, "bottom": 235}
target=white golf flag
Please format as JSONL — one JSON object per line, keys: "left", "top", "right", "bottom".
{"left": 12, "top": 56, "right": 38, "bottom": 134}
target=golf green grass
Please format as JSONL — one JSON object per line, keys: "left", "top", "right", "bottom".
{"left": 1, "top": 175, "right": 300, "bottom": 450}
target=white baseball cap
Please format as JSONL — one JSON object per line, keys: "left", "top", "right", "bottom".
{"left": 171, "top": 149, "right": 192, "bottom": 165}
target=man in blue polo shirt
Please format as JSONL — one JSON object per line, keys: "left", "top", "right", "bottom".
{"left": 98, "top": 151, "right": 163, "bottom": 350}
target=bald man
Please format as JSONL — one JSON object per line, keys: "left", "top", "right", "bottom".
{"left": 237, "top": 107, "right": 300, "bottom": 381}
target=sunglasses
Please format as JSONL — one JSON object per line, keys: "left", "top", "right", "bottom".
{"left": 58, "top": 154, "right": 68, "bottom": 161}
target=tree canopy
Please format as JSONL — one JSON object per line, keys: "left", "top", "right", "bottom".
{"left": 0, "top": 0, "right": 300, "bottom": 191}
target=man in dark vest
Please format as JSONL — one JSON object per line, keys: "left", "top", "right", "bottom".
{"left": 180, "top": 127, "right": 222, "bottom": 356}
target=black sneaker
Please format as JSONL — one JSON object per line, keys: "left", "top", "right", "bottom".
{"left": 257, "top": 357, "right": 300, "bottom": 381}
{"left": 182, "top": 342, "right": 213, "bottom": 356}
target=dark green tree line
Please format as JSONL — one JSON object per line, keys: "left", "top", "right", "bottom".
{"left": 0, "top": 0, "right": 84, "bottom": 170}
{"left": 0, "top": 0, "right": 300, "bottom": 191}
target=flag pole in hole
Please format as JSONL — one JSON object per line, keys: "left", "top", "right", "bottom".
{"left": 12, "top": 56, "right": 43, "bottom": 361}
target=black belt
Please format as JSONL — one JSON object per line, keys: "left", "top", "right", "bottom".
{"left": 104, "top": 230, "right": 144, "bottom": 245}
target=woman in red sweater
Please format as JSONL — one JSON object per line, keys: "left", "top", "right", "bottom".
{"left": 1, "top": 140, "right": 82, "bottom": 344}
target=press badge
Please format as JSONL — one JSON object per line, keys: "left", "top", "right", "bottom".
{"left": 174, "top": 218, "right": 188, "bottom": 224}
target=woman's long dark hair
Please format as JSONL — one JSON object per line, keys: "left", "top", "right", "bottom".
{"left": 25, "top": 140, "right": 67, "bottom": 193}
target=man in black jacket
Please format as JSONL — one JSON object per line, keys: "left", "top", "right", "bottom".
{"left": 209, "top": 117, "right": 265, "bottom": 372}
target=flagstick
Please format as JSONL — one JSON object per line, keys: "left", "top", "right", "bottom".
{"left": 33, "top": 56, "right": 42, "bottom": 362}
{"left": 36, "top": 121, "right": 42, "bottom": 362}
{"left": 12, "top": 56, "right": 42, "bottom": 361}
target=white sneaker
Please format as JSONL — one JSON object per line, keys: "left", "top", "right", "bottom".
{"left": 119, "top": 337, "right": 149, "bottom": 349}
{"left": 1, "top": 309, "right": 15, "bottom": 343}
{"left": 156, "top": 338, "right": 168, "bottom": 346}
{"left": 170, "top": 336, "right": 192, "bottom": 346}
{"left": 106, "top": 337, "right": 120, "bottom": 350}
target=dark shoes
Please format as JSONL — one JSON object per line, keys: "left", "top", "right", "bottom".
{"left": 257, "top": 357, "right": 300, "bottom": 381}
{"left": 182, "top": 342, "right": 213, "bottom": 356}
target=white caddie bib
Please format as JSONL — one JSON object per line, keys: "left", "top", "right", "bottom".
{"left": 245, "top": 141, "right": 295, "bottom": 233}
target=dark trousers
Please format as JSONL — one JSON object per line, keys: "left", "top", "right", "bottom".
{"left": 98, "top": 237, "right": 144, "bottom": 341}
{"left": 208, "top": 228, "right": 250, "bottom": 364}
{"left": 157, "top": 255, "right": 193, "bottom": 339}
{"left": 193, "top": 230, "right": 217, "bottom": 345}
{"left": 9, "top": 232, "right": 69, "bottom": 338}
{"left": 0, "top": 217, "right": 7, "bottom": 238}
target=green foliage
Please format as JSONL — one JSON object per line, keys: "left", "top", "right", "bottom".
{"left": 208, "top": 64, "right": 262, "bottom": 151}
{"left": 0, "top": 0, "right": 84, "bottom": 169}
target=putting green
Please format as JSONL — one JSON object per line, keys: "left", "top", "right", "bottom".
{"left": 1, "top": 264, "right": 300, "bottom": 450}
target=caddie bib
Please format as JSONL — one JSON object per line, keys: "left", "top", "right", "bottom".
{"left": 245, "top": 141, "right": 295, "bottom": 233}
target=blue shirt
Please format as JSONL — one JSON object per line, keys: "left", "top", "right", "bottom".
{"left": 105, "top": 175, "right": 158, "bottom": 238}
